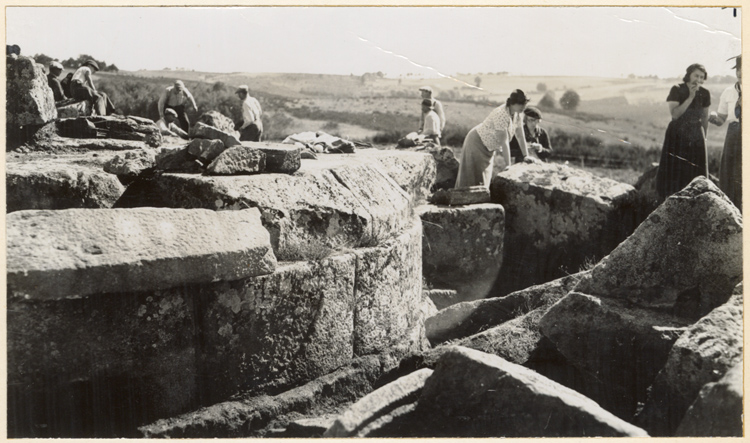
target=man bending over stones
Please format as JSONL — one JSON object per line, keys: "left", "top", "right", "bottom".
{"left": 235, "top": 85, "right": 264, "bottom": 142}
{"left": 158, "top": 80, "right": 197, "bottom": 132}
{"left": 156, "top": 108, "right": 189, "bottom": 139}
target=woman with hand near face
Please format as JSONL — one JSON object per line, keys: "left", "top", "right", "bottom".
{"left": 656, "top": 64, "right": 711, "bottom": 200}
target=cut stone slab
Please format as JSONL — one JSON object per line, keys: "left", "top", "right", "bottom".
{"left": 357, "top": 149, "right": 436, "bottom": 204}
{"left": 190, "top": 121, "right": 242, "bottom": 147}
{"left": 430, "top": 186, "right": 490, "bottom": 205}
{"left": 6, "top": 55, "right": 57, "bottom": 126}
{"left": 427, "top": 271, "right": 586, "bottom": 346}
{"left": 197, "top": 253, "right": 356, "bottom": 402}
{"left": 19, "top": 136, "right": 150, "bottom": 153}
{"left": 205, "top": 145, "right": 266, "bottom": 175}
{"left": 103, "top": 148, "right": 156, "bottom": 177}
{"left": 539, "top": 291, "right": 690, "bottom": 419}
{"left": 417, "top": 203, "right": 504, "bottom": 303}
{"left": 7, "top": 160, "right": 125, "bottom": 212}
{"left": 241, "top": 141, "right": 302, "bottom": 173}
{"left": 635, "top": 292, "right": 743, "bottom": 436}
{"left": 414, "top": 346, "right": 649, "bottom": 437}
{"left": 155, "top": 145, "right": 202, "bottom": 173}
{"left": 324, "top": 368, "right": 433, "bottom": 437}
{"left": 490, "top": 162, "right": 639, "bottom": 295}
{"left": 574, "top": 177, "right": 743, "bottom": 319}
{"left": 187, "top": 138, "right": 227, "bottom": 163}
{"left": 154, "top": 155, "right": 412, "bottom": 261}
{"left": 7, "top": 208, "right": 277, "bottom": 299}
{"left": 674, "top": 361, "right": 743, "bottom": 437}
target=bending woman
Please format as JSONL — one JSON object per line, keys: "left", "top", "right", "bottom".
{"left": 455, "top": 89, "right": 538, "bottom": 188}
{"left": 656, "top": 64, "right": 711, "bottom": 200}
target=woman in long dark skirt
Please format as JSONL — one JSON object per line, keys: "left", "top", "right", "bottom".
{"left": 710, "top": 55, "right": 742, "bottom": 212}
{"left": 656, "top": 64, "right": 711, "bottom": 200}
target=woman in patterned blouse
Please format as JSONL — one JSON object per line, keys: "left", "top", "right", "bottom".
{"left": 455, "top": 89, "right": 539, "bottom": 188}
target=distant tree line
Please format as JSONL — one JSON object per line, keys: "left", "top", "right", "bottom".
{"left": 32, "top": 53, "right": 119, "bottom": 72}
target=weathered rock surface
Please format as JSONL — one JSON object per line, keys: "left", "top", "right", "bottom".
{"left": 427, "top": 271, "right": 585, "bottom": 346}
{"left": 574, "top": 177, "right": 743, "bottom": 319}
{"left": 390, "top": 145, "right": 457, "bottom": 190}
{"left": 154, "top": 145, "right": 202, "bottom": 173}
{"left": 6, "top": 55, "right": 57, "bottom": 126}
{"left": 241, "top": 141, "right": 302, "bottom": 173}
{"left": 539, "top": 291, "right": 689, "bottom": 419}
{"left": 103, "top": 148, "right": 156, "bottom": 177}
{"left": 418, "top": 203, "right": 504, "bottom": 304}
{"left": 7, "top": 160, "right": 125, "bottom": 212}
{"left": 424, "top": 288, "right": 461, "bottom": 311}
{"left": 15, "top": 136, "right": 150, "bottom": 153}
{"left": 324, "top": 368, "right": 433, "bottom": 437}
{"left": 187, "top": 138, "right": 226, "bottom": 163}
{"left": 58, "top": 116, "right": 163, "bottom": 147}
{"left": 190, "top": 121, "right": 241, "bottom": 147}
{"left": 7, "top": 208, "right": 276, "bottom": 299}
{"left": 430, "top": 186, "right": 490, "bottom": 205}
{"left": 357, "top": 149, "right": 436, "bottom": 204}
{"left": 196, "top": 110, "right": 238, "bottom": 135}
{"left": 674, "top": 361, "right": 743, "bottom": 437}
{"left": 635, "top": 292, "right": 743, "bottom": 436}
{"left": 56, "top": 99, "right": 91, "bottom": 119}
{"left": 205, "top": 145, "right": 266, "bottom": 175}
{"left": 154, "top": 155, "right": 412, "bottom": 261}
{"left": 414, "top": 347, "right": 649, "bottom": 437}
{"left": 490, "top": 162, "right": 638, "bottom": 295}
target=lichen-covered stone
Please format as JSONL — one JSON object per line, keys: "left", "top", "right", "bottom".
{"left": 490, "top": 162, "right": 638, "bottom": 295}
{"left": 197, "top": 254, "right": 356, "bottom": 402}
{"left": 103, "top": 148, "right": 156, "bottom": 176}
{"left": 205, "top": 145, "right": 266, "bottom": 175}
{"left": 7, "top": 160, "right": 125, "bottom": 212}
{"left": 417, "top": 203, "right": 504, "bottom": 303}
{"left": 539, "top": 292, "right": 689, "bottom": 419}
{"left": 575, "top": 177, "right": 743, "bottom": 319}
{"left": 190, "top": 121, "right": 241, "bottom": 147}
{"left": 6, "top": 55, "right": 57, "bottom": 126}
{"left": 414, "top": 347, "right": 649, "bottom": 437}
{"left": 241, "top": 141, "right": 302, "bottom": 173}
{"left": 7, "top": 208, "right": 276, "bottom": 299}
{"left": 635, "top": 293, "right": 743, "bottom": 436}
{"left": 357, "top": 149, "right": 436, "bottom": 204}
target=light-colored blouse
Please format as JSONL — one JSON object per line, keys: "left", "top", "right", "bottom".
{"left": 476, "top": 104, "right": 516, "bottom": 151}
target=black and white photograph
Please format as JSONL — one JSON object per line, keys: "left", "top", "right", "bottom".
{"left": 4, "top": 4, "right": 744, "bottom": 438}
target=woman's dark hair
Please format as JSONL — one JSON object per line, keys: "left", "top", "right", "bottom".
{"left": 682, "top": 64, "right": 708, "bottom": 83}
{"left": 505, "top": 89, "right": 530, "bottom": 107}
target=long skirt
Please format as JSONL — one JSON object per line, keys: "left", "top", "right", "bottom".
{"left": 719, "top": 121, "right": 742, "bottom": 211}
{"left": 656, "top": 119, "right": 707, "bottom": 200}
{"left": 70, "top": 80, "right": 115, "bottom": 116}
{"left": 455, "top": 126, "right": 494, "bottom": 188}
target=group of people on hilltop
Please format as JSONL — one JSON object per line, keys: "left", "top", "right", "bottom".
{"left": 46, "top": 60, "right": 265, "bottom": 143}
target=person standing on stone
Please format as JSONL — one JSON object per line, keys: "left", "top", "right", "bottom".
{"left": 656, "top": 63, "right": 711, "bottom": 201}
{"left": 70, "top": 60, "right": 116, "bottom": 116}
{"left": 709, "top": 55, "right": 741, "bottom": 211}
{"left": 235, "top": 85, "right": 263, "bottom": 142}
{"left": 158, "top": 80, "right": 197, "bottom": 132}
{"left": 156, "top": 108, "right": 189, "bottom": 139}
{"left": 509, "top": 106, "right": 553, "bottom": 163}
{"left": 418, "top": 86, "right": 446, "bottom": 132}
{"left": 419, "top": 99, "right": 441, "bottom": 145}
{"left": 47, "top": 61, "right": 67, "bottom": 102}
{"left": 455, "top": 89, "right": 539, "bottom": 188}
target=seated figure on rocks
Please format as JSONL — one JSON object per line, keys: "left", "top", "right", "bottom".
{"left": 156, "top": 108, "right": 189, "bottom": 139}
{"left": 509, "top": 106, "right": 553, "bottom": 164}
{"left": 70, "top": 60, "right": 116, "bottom": 116}
{"left": 60, "top": 72, "right": 74, "bottom": 98}
{"left": 47, "top": 61, "right": 68, "bottom": 103}
{"left": 235, "top": 85, "right": 263, "bottom": 142}
{"left": 419, "top": 99, "right": 441, "bottom": 145}
{"left": 158, "top": 80, "right": 197, "bottom": 132}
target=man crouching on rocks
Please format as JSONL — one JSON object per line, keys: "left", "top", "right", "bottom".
{"left": 235, "top": 85, "right": 263, "bottom": 142}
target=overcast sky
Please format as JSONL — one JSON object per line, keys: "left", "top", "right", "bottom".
{"left": 5, "top": 6, "right": 742, "bottom": 79}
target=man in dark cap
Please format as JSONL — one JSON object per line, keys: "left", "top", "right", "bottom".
{"left": 156, "top": 108, "right": 189, "bottom": 139}
{"left": 158, "top": 80, "right": 197, "bottom": 132}
{"left": 418, "top": 86, "right": 446, "bottom": 132}
{"left": 235, "top": 85, "right": 263, "bottom": 141}
{"left": 47, "top": 61, "right": 68, "bottom": 102}
{"left": 418, "top": 98, "right": 441, "bottom": 145}
{"left": 70, "top": 60, "right": 116, "bottom": 116}
{"left": 509, "top": 106, "right": 552, "bottom": 163}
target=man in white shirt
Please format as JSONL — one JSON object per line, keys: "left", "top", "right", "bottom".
{"left": 419, "top": 99, "right": 441, "bottom": 145}
{"left": 235, "top": 85, "right": 263, "bottom": 142}
{"left": 70, "top": 60, "right": 116, "bottom": 116}
{"left": 418, "top": 86, "right": 446, "bottom": 132}
{"left": 158, "top": 80, "right": 197, "bottom": 132}
{"left": 155, "top": 108, "right": 188, "bottom": 139}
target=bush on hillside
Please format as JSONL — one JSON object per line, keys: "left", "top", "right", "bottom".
{"left": 560, "top": 90, "right": 581, "bottom": 111}
{"left": 538, "top": 92, "right": 556, "bottom": 109}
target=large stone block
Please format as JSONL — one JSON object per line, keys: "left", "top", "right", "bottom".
{"left": 490, "top": 162, "right": 638, "bottom": 295}
{"left": 196, "top": 110, "right": 238, "bottom": 135}
{"left": 574, "top": 177, "right": 743, "bottom": 319}
{"left": 187, "top": 138, "right": 227, "bottom": 163}
{"left": 197, "top": 254, "right": 356, "bottom": 401}
{"left": 352, "top": 219, "right": 426, "bottom": 356}
{"left": 189, "top": 121, "right": 241, "bottom": 147}
{"left": 414, "top": 347, "right": 648, "bottom": 437}
{"left": 357, "top": 149, "right": 436, "bottom": 204}
{"left": 675, "top": 362, "right": 743, "bottom": 437}
{"left": 417, "top": 203, "right": 504, "bottom": 303}
{"left": 6, "top": 55, "right": 57, "bottom": 126}
{"left": 103, "top": 148, "right": 157, "bottom": 177}
{"left": 7, "top": 286, "right": 198, "bottom": 437}
{"left": 205, "top": 145, "right": 266, "bottom": 175}
{"left": 20, "top": 136, "right": 151, "bottom": 153}
{"left": 635, "top": 293, "right": 743, "bottom": 436}
{"left": 7, "top": 208, "right": 276, "bottom": 299}
{"left": 539, "top": 292, "right": 689, "bottom": 419}
{"left": 153, "top": 155, "right": 412, "bottom": 261}
{"left": 241, "top": 141, "right": 302, "bottom": 173}
{"left": 6, "top": 160, "right": 125, "bottom": 212}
